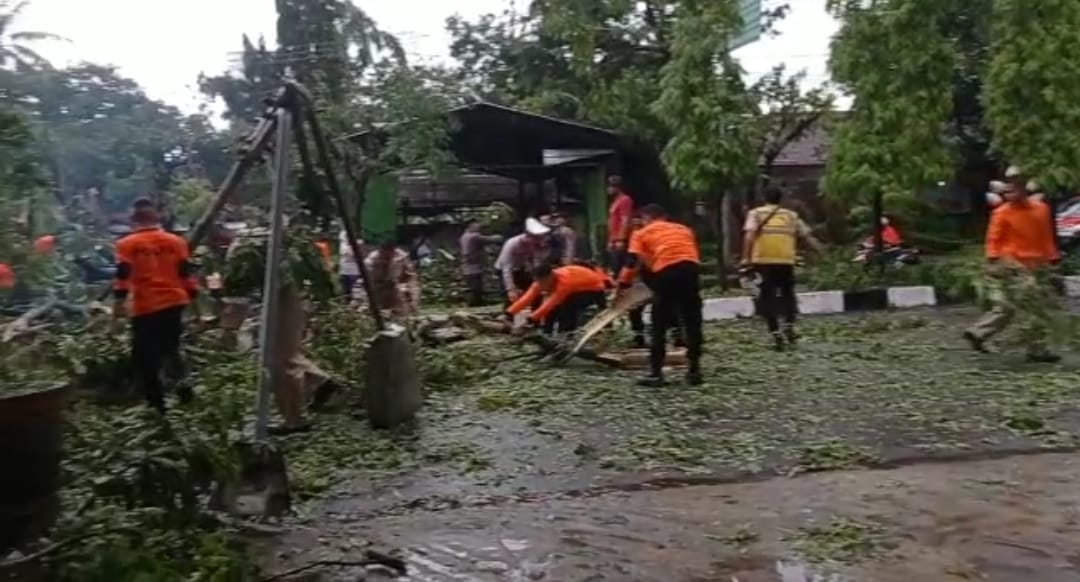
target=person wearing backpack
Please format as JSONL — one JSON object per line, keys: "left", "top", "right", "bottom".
{"left": 741, "top": 186, "right": 822, "bottom": 351}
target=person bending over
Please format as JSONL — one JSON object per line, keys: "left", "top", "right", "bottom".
{"left": 618, "top": 204, "right": 703, "bottom": 387}
{"left": 506, "top": 263, "right": 612, "bottom": 335}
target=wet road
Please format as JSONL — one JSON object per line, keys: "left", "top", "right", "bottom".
{"left": 267, "top": 452, "right": 1080, "bottom": 581}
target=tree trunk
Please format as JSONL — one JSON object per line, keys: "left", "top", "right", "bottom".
{"left": 871, "top": 189, "right": 885, "bottom": 276}
{"left": 720, "top": 191, "right": 735, "bottom": 291}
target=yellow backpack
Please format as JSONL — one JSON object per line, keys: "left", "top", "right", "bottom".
{"left": 750, "top": 206, "right": 798, "bottom": 265}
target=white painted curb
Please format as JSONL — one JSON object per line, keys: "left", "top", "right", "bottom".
{"left": 798, "top": 291, "right": 846, "bottom": 315}
{"left": 1066, "top": 276, "right": 1080, "bottom": 298}
{"left": 702, "top": 296, "right": 755, "bottom": 320}
{"left": 887, "top": 286, "right": 937, "bottom": 309}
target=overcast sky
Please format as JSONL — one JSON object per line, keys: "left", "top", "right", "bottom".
{"left": 19, "top": 0, "right": 837, "bottom": 118}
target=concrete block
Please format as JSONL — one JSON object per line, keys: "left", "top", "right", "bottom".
{"left": 887, "top": 286, "right": 937, "bottom": 308}
{"left": 702, "top": 296, "right": 756, "bottom": 321}
{"left": 1065, "top": 276, "right": 1080, "bottom": 298}
{"left": 797, "top": 291, "right": 845, "bottom": 315}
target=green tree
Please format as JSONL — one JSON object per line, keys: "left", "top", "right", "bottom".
{"left": 446, "top": 9, "right": 585, "bottom": 118}
{"left": 750, "top": 65, "right": 834, "bottom": 190}
{"left": 4, "top": 64, "right": 231, "bottom": 211}
{"left": 0, "top": 107, "right": 49, "bottom": 283}
{"left": 198, "top": 35, "right": 281, "bottom": 124}
{"left": 653, "top": 0, "right": 757, "bottom": 194}
{"left": 275, "top": 0, "right": 403, "bottom": 107}
{"left": 0, "top": 0, "right": 63, "bottom": 69}
{"left": 984, "top": 0, "right": 1080, "bottom": 190}
{"left": 824, "top": 0, "right": 958, "bottom": 204}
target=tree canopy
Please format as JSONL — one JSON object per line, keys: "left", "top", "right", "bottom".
{"left": 824, "top": 0, "right": 1080, "bottom": 202}
{"left": 0, "top": 0, "right": 64, "bottom": 69}
{"left": 824, "top": 0, "right": 959, "bottom": 204}
{"left": 3, "top": 64, "right": 231, "bottom": 210}
{"left": 984, "top": 0, "right": 1080, "bottom": 190}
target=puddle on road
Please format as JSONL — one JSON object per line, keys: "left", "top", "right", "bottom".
{"left": 359, "top": 532, "right": 851, "bottom": 582}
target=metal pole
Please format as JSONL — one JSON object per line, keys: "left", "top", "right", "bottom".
{"left": 297, "top": 97, "right": 386, "bottom": 330}
{"left": 253, "top": 107, "right": 292, "bottom": 443}
{"left": 187, "top": 113, "right": 278, "bottom": 250}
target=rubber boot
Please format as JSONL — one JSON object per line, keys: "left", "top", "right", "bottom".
{"left": 783, "top": 325, "right": 798, "bottom": 348}
{"left": 685, "top": 360, "right": 703, "bottom": 386}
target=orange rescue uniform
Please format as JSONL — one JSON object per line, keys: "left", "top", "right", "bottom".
{"left": 0, "top": 263, "right": 13, "bottom": 289}
{"left": 507, "top": 265, "right": 613, "bottom": 323}
{"left": 114, "top": 227, "right": 197, "bottom": 316}
{"left": 314, "top": 240, "right": 333, "bottom": 270}
{"left": 618, "top": 220, "right": 700, "bottom": 285}
{"left": 985, "top": 199, "right": 1058, "bottom": 268}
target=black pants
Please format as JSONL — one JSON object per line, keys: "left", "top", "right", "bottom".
{"left": 543, "top": 290, "right": 606, "bottom": 334}
{"left": 131, "top": 305, "right": 185, "bottom": 412}
{"left": 630, "top": 268, "right": 683, "bottom": 345}
{"left": 647, "top": 262, "right": 703, "bottom": 376}
{"left": 755, "top": 264, "right": 797, "bottom": 333}
{"left": 464, "top": 273, "right": 485, "bottom": 307}
{"left": 340, "top": 275, "right": 358, "bottom": 302}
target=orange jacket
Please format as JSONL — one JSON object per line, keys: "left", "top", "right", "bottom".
{"left": 313, "top": 240, "right": 333, "bottom": 270}
{"left": 0, "top": 263, "right": 13, "bottom": 289}
{"left": 985, "top": 199, "right": 1058, "bottom": 268}
{"left": 114, "top": 226, "right": 197, "bottom": 316}
{"left": 507, "top": 265, "right": 613, "bottom": 322}
{"left": 619, "top": 219, "right": 700, "bottom": 285}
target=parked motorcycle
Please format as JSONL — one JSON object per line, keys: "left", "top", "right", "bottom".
{"left": 852, "top": 243, "right": 921, "bottom": 267}
{"left": 1056, "top": 197, "right": 1080, "bottom": 253}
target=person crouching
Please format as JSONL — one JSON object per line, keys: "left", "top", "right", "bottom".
{"left": 505, "top": 263, "right": 612, "bottom": 335}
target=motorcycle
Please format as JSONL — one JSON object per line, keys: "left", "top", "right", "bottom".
{"left": 852, "top": 242, "right": 921, "bottom": 267}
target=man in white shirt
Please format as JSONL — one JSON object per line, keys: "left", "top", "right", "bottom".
{"left": 495, "top": 217, "right": 551, "bottom": 307}
{"left": 338, "top": 230, "right": 362, "bottom": 302}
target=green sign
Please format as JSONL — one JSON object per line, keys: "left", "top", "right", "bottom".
{"left": 729, "top": 0, "right": 763, "bottom": 51}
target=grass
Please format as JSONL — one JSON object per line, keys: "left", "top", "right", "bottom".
{"left": 388, "top": 308, "right": 1080, "bottom": 484}
{"left": 789, "top": 516, "right": 891, "bottom": 563}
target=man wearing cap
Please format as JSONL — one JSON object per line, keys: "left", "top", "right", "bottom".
{"left": 964, "top": 170, "right": 1061, "bottom": 362}
{"left": 495, "top": 218, "right": 551, "bottom": 307}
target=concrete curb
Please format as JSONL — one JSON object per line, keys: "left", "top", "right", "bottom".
{"left": 699, "top": 286, "right": 936, "bottom": 322}
{"left": 697, "top": 275, "right": 1080, "bottom": 322}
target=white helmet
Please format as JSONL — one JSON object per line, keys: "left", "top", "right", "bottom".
{"left": 524, "top": 217, "right": 551, "bottom": 236}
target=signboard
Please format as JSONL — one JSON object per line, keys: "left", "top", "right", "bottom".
{"left": 729, "top": 0, "right": 763, "bottom": 51}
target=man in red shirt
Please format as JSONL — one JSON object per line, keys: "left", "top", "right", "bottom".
{"left": 113, "top": 198, "right": 198, "bottom": 412}
{"left": 606, "top": 175, "right": 634, "bottom": 270}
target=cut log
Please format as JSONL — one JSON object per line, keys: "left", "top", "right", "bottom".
{"left": 1, "top": 299, "right": 59, "bottom": 343}
{"left": 568, "top": 284, "right": 653, "bottom": 357}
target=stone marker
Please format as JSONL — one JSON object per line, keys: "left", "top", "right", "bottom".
{"left": 363, "top": 323, "right": 423, "bottom": 429}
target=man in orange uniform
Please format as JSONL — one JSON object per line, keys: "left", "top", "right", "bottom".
{"left": 113, "top": 198, "right": 198, "bottom": 412}
{"left": 964, "top": 176, "right": 1061, "bottom": 362}
{"left": 506, "top": 263, "right": 613, "bottom": 334}
{"left": 618, "top": 204, "right": 703, "bottom": 387}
